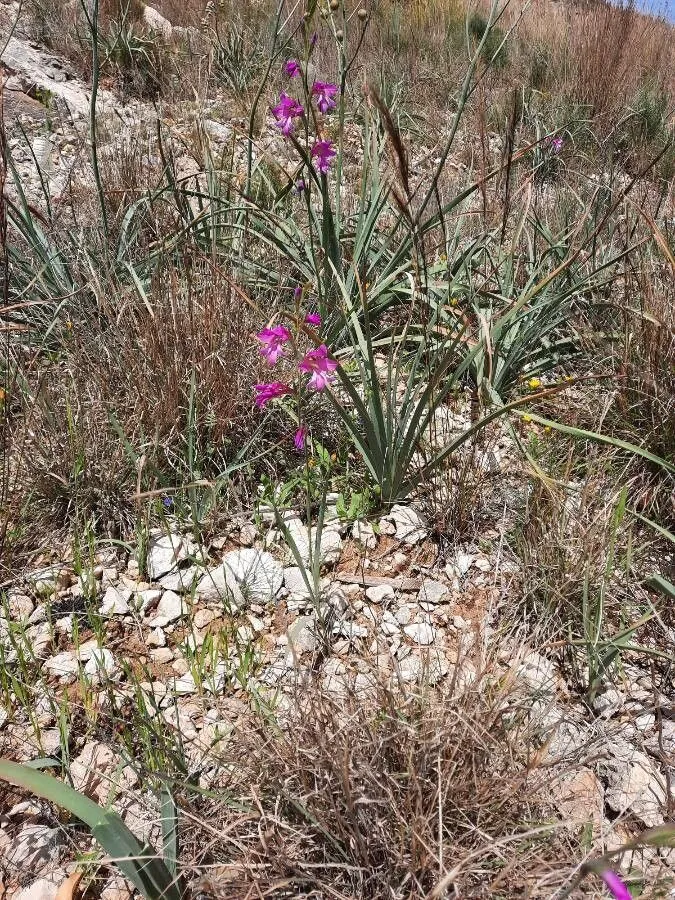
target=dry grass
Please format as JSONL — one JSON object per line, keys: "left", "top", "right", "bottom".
{"left": 613, "top": 245, "right": 675, "bottom": 469}
{"left": 21, "top": 0, "right": 675, "bottom": 139}
{"left": 183, "top": 673, "right": 580, "bottom": 899}
{"left": 515, "top": 0, "right": 674, "bottom": 120}
{"left": 1, "top": 257, "right": 263, "bottom": 560}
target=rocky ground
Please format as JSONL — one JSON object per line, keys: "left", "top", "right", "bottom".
{"left": 1, "top": 487, "right": 674, "bottom": 898}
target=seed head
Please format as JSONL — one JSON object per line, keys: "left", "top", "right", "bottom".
{"left": 357, "top": 7, "right": 367, "bottom": 19}
{"left": 330, "top": 0, "right": 339, "bottom": 10}
{"left": 335, "top": 28, "right": 343, "bottom": 38}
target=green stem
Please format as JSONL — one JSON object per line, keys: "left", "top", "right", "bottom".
{"left": 245, "top": 0, "right": 287, "bottom": 197}
{"left": 81, "top": 0, "right": 108, "bottom": 238}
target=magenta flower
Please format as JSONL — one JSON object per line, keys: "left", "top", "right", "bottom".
{"left": 311, "top": 80, "right": 338, "bottom": 113}
{"left": 600, "top": 870, "right": 631, "bottom": 900}
{"left": 284, "top": 59, "right": 300, "bottom": 78}
{"left": 305, "top": 312, "right": 321, "bottom": 326}
{"left": 294, "top": 424, "right": 308, "bottom": 450}
{"left": 293, "top": 178, "right": 307, "bottom": 194}
{"left": 256, "top": 325, "right": 291, "bottom": 365}
{"left": 272, "top": 93, "right": 304, "bottom": 136}
{"left": 254, "top": 382, "right": 292, "bottom": 407}
{"left": 551, "top": 136, "right": 563, "bottom": 153}
{"left": 311, "top": 139, "right": 336, "bottom": 175}
{"left": 294, "top": 285, "right": 303, "bottom": 301}
{"left": 298, "top": 344, "right": 338, "bottom": 391}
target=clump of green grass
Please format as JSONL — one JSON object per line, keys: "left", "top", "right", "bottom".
{"left": 468, "top": 12, "right": 508, "bottom": 69}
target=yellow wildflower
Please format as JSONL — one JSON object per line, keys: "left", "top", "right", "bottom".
{"left": 522, "top": 413, "right": 532, "bottom": 424}
{"left": 527, "top": 377, "right": 541, "bottom": 390}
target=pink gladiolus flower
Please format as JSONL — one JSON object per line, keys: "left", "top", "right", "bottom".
{"left": 311, "top": 80, "right": 338, "bottom": 113}
{"left": 294, "top": 424, "right": 308, "bottom": 450}
{"left": 305, "top": 312, "right": 321, "bottom": 326}
{"left": 254, "top": 382, "right": 292, "bottom": 407}
{"left": 551, "top": 136, "right": 563, "bottom": 153}
{"left": 298, "top": 344, "right": 338, "bottom": 391}
{"left": 272, "top": 93, "right": 304, "bottom": 136}
{"left": 600, "top": 870, "right": 631, "bottom": 900}
{"left": 284, "top": 59, "right": 301, "bottom": 78}
{"left": 256, "top": 325, "right": 291, "bottom": 365}
{"left": 311, "top": 139, "right": 336, "bottom": 174}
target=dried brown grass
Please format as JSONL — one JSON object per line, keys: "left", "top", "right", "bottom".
{"left": 613, "top": 239, "right": 675, "bottom": 469}
{"left": 21, "top": 0, "right": 675, "bottom": 136}
{"left": 516, "top": 0, "right": 675, "bottom": 120}
{"left": 1, "top": 256, "right": 263, "bottom": 560}
{"left": 185, "top": 673, "right": 580, "bottom": 900}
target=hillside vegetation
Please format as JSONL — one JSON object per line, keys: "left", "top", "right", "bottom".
{"left": 0, "top": 0, "right": 673, "bottom": 897}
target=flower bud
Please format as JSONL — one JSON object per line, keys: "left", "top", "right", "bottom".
{"left": 357, "top": 7, "right": 367, "bottom": 18}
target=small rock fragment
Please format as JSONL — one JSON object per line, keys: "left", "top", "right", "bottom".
{"left": 7, "top": 592, "right": 35, "bottom": 620}
{"left": 153, "top": 590, "right": 186, "bottom": 624}
{"left": 418, "top": 579, "right": 449, "bottom": 606}
{"left": 365, "top": 584, "right": 394, "bottom": 604}
{"left": 137, "top": 588, "right": 162, "bottom": 614}
{"left": 285, "top": 518, "right": 342, "bottom": 566}
{"left": 6, "top": 826, "right": 65, "bottom": 873}
{"left": 14, "top": 880, "right": 60, "bottom": 900}
{"left": 552, "top": 768, "right": 605, "bottom": 829}
{"left": 603, "top": 740, "right": 667, "bottom": 827}
{"left": 100, "top": 585, "right": 131, "bottom": 616}
{"left": 239, "top": 523, "right": 258, "bottom": 546}
{"left": 284, "top": 566, "right": 313, "bottom": 599}
{"left": 158, "top": 565, "right": 201, "bottom": 593}
{"left": 193, "top": 608, "right": 218, "bottom": 629}
{"left": 195, "top": 565, "right": 244, "bottom": 608}
{"left": 287, "top": 616, "right": 317, "bottom": 656}
{"left": 221, "top": 548, "right": 284, "bottom": 602}
{"left": 147, "top": 627, "right": 166, "bottom": 648}
{"left": 387, "top": 505, "right": 427, "bottom": 545}
{"left": 395, "top": 605, "right": 412, "bottom": 625}
{"left": 43, "top": 651, "right": 79, "bottom": 680}
{"left": 146, "top": 531, "right": 193, "bottom": 580}
{"left": 403, "top": 622, "right": 435, "bottom": 645}
{"left": 351, "top": 519, "right": 377, "bottom": 549}
{"left": 83, "top": 648, "right": 117, "bottom": 682}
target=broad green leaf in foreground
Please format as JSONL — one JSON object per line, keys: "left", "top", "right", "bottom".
{"left": 0, "top": 759, "right": 181, "bottom": 900}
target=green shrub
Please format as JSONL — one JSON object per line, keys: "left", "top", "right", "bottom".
{"left": 468, "top": 12, "right": 507, "bottom": 69}
{"left": 528, "top": 42, "right": 552, "bottom": 92}
{"left": 631, "top": 79, "right": 669, "bottom": 144}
